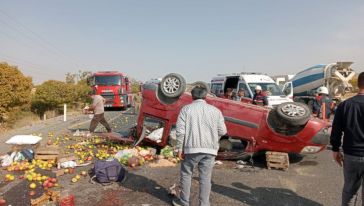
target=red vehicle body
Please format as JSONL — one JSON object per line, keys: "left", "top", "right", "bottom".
{"left": 134, "top": 74, "right": 330, "bottom": 159}
{"left": 89, "top": 71, "right": 133, "bottom": 109}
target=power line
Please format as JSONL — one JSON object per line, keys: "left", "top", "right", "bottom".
{"left": 0, "top": 10, "right": 81, "bottom": 70}
{"left": 0, "top": 54, "right": 66, "bottom": 79}
{"left": 0, "top": 9, "right": 81, "bottom": 68}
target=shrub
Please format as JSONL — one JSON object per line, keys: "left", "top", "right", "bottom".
{"left": 0, "top": 62, "right": 33, "bottom": 125}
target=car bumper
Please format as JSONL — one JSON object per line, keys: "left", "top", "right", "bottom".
{"left": 300, "top": 127, "right": 330, "bottom": 154}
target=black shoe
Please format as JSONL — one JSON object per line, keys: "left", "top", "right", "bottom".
{"left": 172, "top": 197, "right": 185, "bottom": 206}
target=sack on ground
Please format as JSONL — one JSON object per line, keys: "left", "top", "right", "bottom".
{"left": 92, "top": 158, "right": 126, "bottom": 184}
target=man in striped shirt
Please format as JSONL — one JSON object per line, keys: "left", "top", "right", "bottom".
{"left": 173, "top": 86, "right": 227, "bottom": 206}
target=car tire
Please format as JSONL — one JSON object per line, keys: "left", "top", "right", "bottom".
{"left": 160, "top": 73, "right": 186, "bottom": 98}
{"left": 276, "top": 102, "right": 311, "bottom": 126}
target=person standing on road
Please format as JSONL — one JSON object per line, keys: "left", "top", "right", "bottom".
{"left": 133, "top": 92, "right": 142, "bottom": 114}
{"left": 315, "top": 86, "right": 332, "bottom": 121}
{"left": 173, "top": 86, "right": 227, "bottom": 206}
{"left": 87, "top": 91, "right": 112, "bottom": 134}
{"left": 330, "top": 72, "right": 364, "bottom": 206}
{"left": 252, "top": 85, "right": 268, "bottom": 106}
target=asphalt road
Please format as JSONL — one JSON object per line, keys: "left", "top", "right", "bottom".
{"left": 0, "top": 110, "right": 358, "bottom": 206}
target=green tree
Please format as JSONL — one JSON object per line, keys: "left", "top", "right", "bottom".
{"left": 65, "top": 72, "right": 77, "bottom": 84}
{"left": 0, "top": 62, "right": 33, "bottom": 124}
{"left": 31, "top": 80, "right": 76, "bottom": 116}
{"left": 64, "top": 70, "right": 92, "bottom": 103}
{"left": 77, "top": 70, "right": 92, "bottom": 83}
{"left": 131, "top": 81, "right": 141, "bottom": 93}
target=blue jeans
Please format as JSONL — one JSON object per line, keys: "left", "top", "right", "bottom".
{"left": 342, "top": 154, "right": 364, "bottom": 206}
{"left": 179, "top": 153, "right": 215, "bottom": 206}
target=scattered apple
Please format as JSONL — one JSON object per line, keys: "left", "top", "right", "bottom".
{"left": 50, "top": 178, "right": 57, "bottom": 183}
{"left": 81, "top": 171, "right": 87, "bottom": 176}
{"left": 8, "top": 175, "right": 15, "bottom": 181}
{"left": 0, "top": 198, "right": 6, "bottom": 205}
{"left": 29, "top": 190, "right": 36, "bottom": 196}
{"left": 47, "top": 139, "right": 52, "bottom": 145}
{"left": 29, "top": 183, "right": 37, "bottom": 189}
{"left": 47, "top": 182, "right": 54, "bottom": 188}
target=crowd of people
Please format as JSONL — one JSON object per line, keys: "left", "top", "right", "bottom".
{"left": 220, "top": 86, "right": 268, "bottom": 106}
{"left": 220, "top": 83, "right": 334, "bottom": 121}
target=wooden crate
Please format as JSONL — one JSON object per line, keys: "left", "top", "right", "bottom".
{"left": 31, "top": 190, "right": 60, "bottom": 206}
{"left": 35, "top": 145, "right": 60, "bottom": 161}
{"left": 266, "top": 151, "right": 289, "bottom": 171}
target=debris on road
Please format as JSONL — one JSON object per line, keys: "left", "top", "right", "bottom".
{"left": 168, "top": 183, "right": 178, "bottom": 196}
{"left": 5, "top": 135, "right": 42, "bottom": 145}
{"left": 148, "top": 159, "right": 176, "bottom": 167}
{"left": 214, "top": 160, "right": 223, "bottom": 166}
{"left": 266, "top": 151, "right": 289, "bottom": 171}
{"left": 236, "top": 160, "right": 247, "bottom": 165}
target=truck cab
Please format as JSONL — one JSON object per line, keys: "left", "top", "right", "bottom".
{"left": 88, "top": 71, "right": 133, "bottom": 109}
{"left": 211, "top": 73, "right": 292, "bottom": 107}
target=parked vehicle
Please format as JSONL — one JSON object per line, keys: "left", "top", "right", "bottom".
{"left": 210, "top": 72, "right": 292, "bottom": 108}
{"left": 88, "top": 71, "right": 133, "bottom": 109}
{"left": 282, "top": 62, "right": 356, "bottom": 108}
{"left": 133, "top": 73, "right": 330, "bottom": 159}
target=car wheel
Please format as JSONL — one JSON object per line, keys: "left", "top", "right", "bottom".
{"left": 276, "top": 102, "right": 311, "bottom": 126}
{"left": 191, "top": 81, "right": 210, "bottom": 93}
{"left": 160, "top": 73, "right": 186, "bottom": 98}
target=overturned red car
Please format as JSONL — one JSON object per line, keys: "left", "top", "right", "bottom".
{"left": 133, "top": 73, "right": 330, "bottom": 159}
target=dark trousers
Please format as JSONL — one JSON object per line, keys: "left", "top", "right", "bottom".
{"left": 342, "top": 154, "right": 364, "bottom": 206}
{"left": 89, "top": 113, "right": 112, "bottom": 133}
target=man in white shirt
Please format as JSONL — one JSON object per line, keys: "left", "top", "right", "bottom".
{"left": 87, "top": 92, "right": 112, "bottom": 134}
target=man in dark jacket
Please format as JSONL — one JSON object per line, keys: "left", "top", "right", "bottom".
{"left": 330, "top": 72, "right": 364, "bottom": 206}
{"left": 252, "top": 85, "right": 268, "bottom": 106}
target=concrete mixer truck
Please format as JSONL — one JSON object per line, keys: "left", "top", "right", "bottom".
{"left": 282, "top": 62, "right": 356, "bottom": 110}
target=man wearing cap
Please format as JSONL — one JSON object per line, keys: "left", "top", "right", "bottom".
{"left": 252, "top": 85, "right": 268, "bottom": 106}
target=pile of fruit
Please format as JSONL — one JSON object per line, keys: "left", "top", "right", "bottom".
{"left": 0, "top": 132, "right": 182, "bottom": 205}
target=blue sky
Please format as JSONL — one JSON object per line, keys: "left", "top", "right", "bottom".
{"left": 1, "top": 1, "right": 363, "bottom": 84}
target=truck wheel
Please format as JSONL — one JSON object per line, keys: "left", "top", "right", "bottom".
{"left": 276, "top": 102, "right": 311, "bottom": 126}
{"left": 160, "top": 73, "right": 186, "bottom": 98}
{"left": 191, "top": 81, "right": 210, "bottom": 93}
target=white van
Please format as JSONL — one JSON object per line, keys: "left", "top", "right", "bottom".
{"left": 210, "top": 72, "right": 292, "bottom": 107}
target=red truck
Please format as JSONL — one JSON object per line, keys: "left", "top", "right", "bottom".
{"left": 133, "top": 73, "right": 330, "bottom": 159}
{"left": 88, "top": 71, "right": 133, "bottom": 109}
